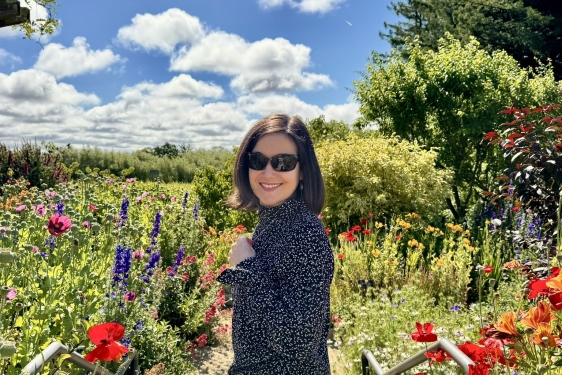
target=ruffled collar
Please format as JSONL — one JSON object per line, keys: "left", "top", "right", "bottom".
{"left": 257, "top": 196, "right": 308, "bottom": 222}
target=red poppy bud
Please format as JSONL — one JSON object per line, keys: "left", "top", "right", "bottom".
{"left": 484, "top": 265, "right": 493, "bottom": 274}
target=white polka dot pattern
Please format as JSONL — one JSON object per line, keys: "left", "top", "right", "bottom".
{"left": 217, "top": 197, "right": 334, "bottom": 374}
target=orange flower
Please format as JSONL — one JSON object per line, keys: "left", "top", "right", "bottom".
{"left": 531, "top": 323, "right": 558, "bottom": 347}
{"left": 494, "top": 312, "right": 519, "bottom": 337}
{"left": 520, "top": 301, "right": 555, "bottom": 329}
{"left": 546, "top": 274, "right": 562, "bottom": 292}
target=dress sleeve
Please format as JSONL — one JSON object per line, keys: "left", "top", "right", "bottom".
{"left": 216, "top": 255, "right": 267, "bottom": 286}
{"left": 261, "top": 223, "right": 334, "bottom": 360}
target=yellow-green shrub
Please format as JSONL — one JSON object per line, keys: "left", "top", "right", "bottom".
{"left": 316, "top": 133, "right": 452, "bottom": 233}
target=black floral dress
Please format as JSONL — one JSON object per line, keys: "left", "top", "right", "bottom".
{"left": 217, "top": 197, "right": 334, "bottom": 375}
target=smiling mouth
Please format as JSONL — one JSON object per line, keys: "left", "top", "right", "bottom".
{"left": 260, "top": 183, "right": 281, "bottom": 189}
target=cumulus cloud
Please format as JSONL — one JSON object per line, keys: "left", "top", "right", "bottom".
{"left": 115, "top": 8, "right": 205, "bottom": 55}
{"left": 0, "top": 49, "right": 22, "bottom": 65}
{"left": 258, "top": 0, "right": 348, "bottom": 14}
{"left": 171, "top": 32, "right": 333, "bottom": 93}
{"left": 238, "top": 93, "right": 360, "bottom": 124}
{"left": 124, "top": 74, "right": 224, "bottom": 100}
{"left": 0, "top": 0, "right": 60, "bottom": 40}
{"left": 34, "top": 37, "right": 124, "bottom": 79}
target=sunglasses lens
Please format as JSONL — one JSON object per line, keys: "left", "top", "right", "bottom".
{"left": 272, "top": 155, "right": 299, "bottom": 171}
{"left": 248, "top": 153, "right": 268, "bottom": 170}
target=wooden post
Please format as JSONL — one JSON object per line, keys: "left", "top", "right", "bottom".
{"left": 0, "top": 0, "right": 30, "bottom": 28}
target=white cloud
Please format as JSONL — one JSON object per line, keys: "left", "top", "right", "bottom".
{"left": 258, "top": 0, "right": 348, "bottom": 14}
{"left": 124, "top": 74, "right": 224, "bottom": 100}
{"left": 238, "top": 93, "right": 360, "bottom": 124}
{"left": 115, "top": 8, "right": 205, "bottom": 55}
{"left": 0, "top": 1, "right": 60, "bottom": 40}
{"left": 34, "top": 37, "right": 123, "bottom": 79}
{"left": 171, "top": 32, "right": 333, "bottom": 93}
{"left": 0, "top": 49, "right": 22, "bottom": 65}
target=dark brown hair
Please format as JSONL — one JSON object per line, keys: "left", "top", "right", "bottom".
{"left": 226, "top": 114, "right": 325, "bottom": 215}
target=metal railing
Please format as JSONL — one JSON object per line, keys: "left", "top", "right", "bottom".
{"left": 20, "top": 342, "right": 138, "bottom": 375}
{"left": 361, "top": 338, "right": 475, "bottom": 375}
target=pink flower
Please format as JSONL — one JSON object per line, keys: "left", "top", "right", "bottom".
{"left": 32, "top": 246, "right": 39, "bottom": 253}
{"left": 105, "top": 179, "right": 114, "bottom": 184}
{"left": 124, "top": 292, "right": 136, "bottom": 302}
{"left": 141, "top": 192, "right": 150, "bottom": 198}
{"left": 135, "top": 196, "right": 142, "bottom": 203}
{"left": 171, "top": 196, "right": 177, "bottom": 202}
{"left": 82, "top": 221, "right": 91, "bottom": 228}
{"left": 89, "top": 204, "right": 98, "bottom": 211}
{"left": 160, "top": 194, "right": 166, "bottom": 199}
{"left": 132, "top": 251, "right": 143, "bottom": 260}
{"left": 35, "top": 204, "right": 46, "bottom": 216}
{"left": 47, "top": 215, "right": 72, "bottom": 236}
{"left": 15, "top": 205, "right": 26, "bottom": 212}
{"left": 121, "top": 185, "right": 127, "bottom": 190}
{"left": 45, "top": 190, "right": 57, "bottom": 199}
{"left": 6, "top": 287, "right": 16, "bottom": 300}
{"left": 126, "top": 178, "right": 136, "bottom": 183}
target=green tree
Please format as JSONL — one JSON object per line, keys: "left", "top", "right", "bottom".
{"left": 381, "top": 0, "right": 562, "bottom": 79}
{"left": 305, "top": 115, "right": 351, "bottom": 144}
{"left": 1, "top": 0, "right": 59, "bottom": 39}
{"left": 353, "top": 35, "right": 562, "bottom": 222}
{"left": 153, "top": 142, "right": 179, "bottom": 159}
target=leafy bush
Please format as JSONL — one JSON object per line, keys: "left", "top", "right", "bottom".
{"left": 61, "top": 145, "right": 233, "bottom": 183}
{"left": 483, "top": 102, "right": 562, "bottom": 254}
{"left": 191, "top": 157, "right": 258, "bottom": 233}
{"left": 0, "top": 141, "right": 74, "bottom": 189}
{"left": 316, "top": 133, "right": 453, "bottom": 234}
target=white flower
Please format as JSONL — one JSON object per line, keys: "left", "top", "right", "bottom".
{"left": 491, "top": 218, "right": 502, "bottom": 226}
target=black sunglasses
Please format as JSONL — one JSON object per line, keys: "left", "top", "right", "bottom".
{"left": 247, "top": 152, "right": 299, "bottom": 172}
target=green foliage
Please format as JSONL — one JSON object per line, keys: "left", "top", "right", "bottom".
{"left": 316, "top": 133, "right": 452, "bottom": 234}
{"left": 16, "top": 0, "right": 59, "bottom": 40}
{"left": 483, "top": 102, "right": 562, "bottom": 247}
{"left": 61, "top": 145, "right": 233, "bottom": 183}
{"left": 353, "top": 34, "right": 562, "bottom": 221}
{"left": 0, "top": 140, "right": 75, "bottom": 189}
{"left": 381, "top": 0, "right": 562, "bottom": 79}
{"left": 191, "top": 157, "right": 258, "bottom": 233}
{"left": 305, "top": 115, "right": 352, "bottom": 144}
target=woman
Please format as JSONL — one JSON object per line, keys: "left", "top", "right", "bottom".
{"left": 217, "top": 114, "right": 334, "bottom": 375}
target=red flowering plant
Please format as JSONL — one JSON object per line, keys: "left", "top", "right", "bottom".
{"left": 482, "top": 102, "right": 562, "bottom": 257}
{"left": 84, "top": 323, "right": 129, "bottom": 363}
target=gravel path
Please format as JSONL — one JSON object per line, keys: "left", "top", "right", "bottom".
{"left": 191, "top": 312, "right": 348, "bottom": 375}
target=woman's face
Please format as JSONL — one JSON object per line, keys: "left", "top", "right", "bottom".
{"left": 249, "top": 133, "right": 301, "bottom": 208}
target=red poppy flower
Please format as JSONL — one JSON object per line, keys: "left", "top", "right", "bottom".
{"left": 84, "top": 323, "right": 129, "bottom": 362}
{"left": 424, "top": 349, "right": 450, "bottom": 364}
{"left": 325, "top": 228, "right": 331, "bottom": 234}
{"left": 235, "top": 225, "right": 247, "bottom": 233}
{"left": 352, "top": 225, "right": 361, "bottom": 232}
{"left": 483, "top": 265, "right": 493, "bottom": 274}
{"left": 361, "top": 219, "right": 368, "bottom": 226}
{"left": 528, "top": 278, "right": 554, "bottom": 299}
{"left": 337, "top": 253, "right": 344, "bottom": 259}
{"left": 468, "top": 363, "right": 490, "bottom": 375}
{"left": 367, "top": 212, "right": 374, "bottom": 218}
{"left": 512, "top": 206, "right": 520, "bottom": 212}
{"left": 362, "top": 229, "right": 372, "bottom": 235}
{"left": 47, "top": 215, "right": 72, "bottom": 237}
{"left": 396, "top": 235, "right": 402, "bottom": 240}
{"left": 457, "top": 341, "right": 487, "bottom": 362}
{"left": 411, "top": 322, "right": 438, "bottom": 343}
{"left": 548, "top": 292, "right": 562, "bottom": 310}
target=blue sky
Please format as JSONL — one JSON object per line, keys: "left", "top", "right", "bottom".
{"left": 0, "top": 0, "right": 399, "bottom": 150}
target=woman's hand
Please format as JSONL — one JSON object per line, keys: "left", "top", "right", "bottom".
{"left": 229, "top": 236, "right": 255, "bottom": 267}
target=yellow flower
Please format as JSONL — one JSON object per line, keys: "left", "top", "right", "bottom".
{"left": 464, "top": 229, "right": 470, "bottom": 237}
{"left": 397, "top": 219, "right": 412, "bottom": 230}
{"left": 372, "top": 249, "right": 381, "bottom": 257}
{"left": 366, "top": 240, "right": 374, "bottom": 247}
{"left": 463, "top": 238, "right": 470, "bottom": 246}
{"left": 485, "top": 220, "right": 490, "bottom": 225}
{"left": 375, "top": 222, "right": 383, "bottom": 229}
{"left": 418, "top": 243, "right": 425, "bottom": 250}
{"left": 209, "top": 227, "right": 217, "bottom": 237}
{"left": 406, "top": 212, "right": 420, "bottom": 220}
{"left": 446, "top": 223, "right": 454, "bottom": 230}
{"left": 437, "top": 259, "right": 445, "bottom": 266}
{"left": 452, "top": 224, "right": 463, "bottom": 232}
{"left": 408, "top": 239, "right": 419, "bottom": 247}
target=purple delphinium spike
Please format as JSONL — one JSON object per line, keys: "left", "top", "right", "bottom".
{"left": 55, "top": 200, "right": 64, "bottom": 216}
{"left": 192, "top": 202, "right": 199, "bottom": 220}
{"left": 117, "top": 198, "right": 130, "bottom": 228}
{"left": 147, "top": 211, "right": 163, "bottom": 252}
{"left": 182, "top": 192, "right": 189, "bottom": 211}
{"left": 112, "top": 244, "right": 132, "bottom": 288}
